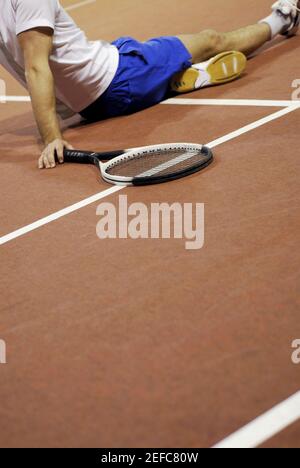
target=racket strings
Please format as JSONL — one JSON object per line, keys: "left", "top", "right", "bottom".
{"left": 105, "top": 148, "right": 210, "bottom": 179}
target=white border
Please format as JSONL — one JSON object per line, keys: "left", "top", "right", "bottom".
{"left": 0, "top": 0, "right": 299, "bottom": 446}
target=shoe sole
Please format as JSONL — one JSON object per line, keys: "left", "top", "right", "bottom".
{"left": 171, "top": 51, "right": 247, "bottom": 93}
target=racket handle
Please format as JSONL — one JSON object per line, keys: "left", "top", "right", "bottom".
{"left": 63, "top": 149, "right": 97, "bottom": 164}
{"left": 63, "top": 148, "right": 125, "bottom": 164}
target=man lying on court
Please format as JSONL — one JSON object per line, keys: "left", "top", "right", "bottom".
{"left": 0, "top": 0, "right": 299, "bottom": 169}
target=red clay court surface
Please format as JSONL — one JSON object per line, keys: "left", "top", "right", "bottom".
{"left": 0, "top": 0, "right": 300, "bottom": 448}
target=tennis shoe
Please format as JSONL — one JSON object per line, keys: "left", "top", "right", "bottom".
{"left": 170, "top": 51, "right": 247, "bottom": 94}
{"left": 272, "top": 0, "right": 300, "bottom": 36}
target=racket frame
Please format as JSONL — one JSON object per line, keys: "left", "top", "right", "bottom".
{"left": 98, "top": 143, "right": 212, "bottom": 186}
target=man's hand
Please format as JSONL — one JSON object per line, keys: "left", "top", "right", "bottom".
{"left": 39, "top": 138, "right": 74, "bottom": 169}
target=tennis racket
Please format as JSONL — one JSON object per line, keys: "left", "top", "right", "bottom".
{"left": 63, "top": 143, "right": 213, "bottom": 186}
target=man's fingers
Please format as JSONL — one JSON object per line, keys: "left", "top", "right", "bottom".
{"left": 47, "top": 148, "right": 56, "bottom": 168}
{"left": 56, "top": 143, "right": 65, "bottom": 164}
{"left": 38, "top": 156, "right": 44, "bottom": 169}
{"left": 43, "top": 153, "right": 51, "bottom": 169}
{"left": 39, "top": 139, "right": 73, "bottom": 169}
{"left": 56, "top": 141, "right": 74, "bottom": 164}
{"left": 44, "top": 158, "right": 51, "bottom": 169}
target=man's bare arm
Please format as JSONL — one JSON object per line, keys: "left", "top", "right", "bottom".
{"left": 18, "top": 27, "right": 73, "bottom": 169}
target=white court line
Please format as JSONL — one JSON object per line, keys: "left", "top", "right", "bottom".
{"left": 1, "top": 103, "right": 299, "bottom": 247}
{"left": 0, "top": 96, "right": 30, "bottom": 102}
{"left": 65, "top": 0, "right": 96, "bottom": 12}
{"left": 207, "top": 104, "right": 300, "bottom": 149}
{"left": 213, "top": 391, "right": 300, "bottom": 448}
{"left": 163, "top": 98, "right": 299, "bottom": 107}
{"left": 0, "top": 186, "right": 123, "bottom": 246}
{"left": 1, "top": 96, "right": 298, "bottom": 107}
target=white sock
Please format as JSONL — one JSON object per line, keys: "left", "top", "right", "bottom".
{"left": 259, "top": 11, "right": 291, "bottom": 39}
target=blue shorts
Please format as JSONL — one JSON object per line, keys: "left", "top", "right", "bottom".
{"left": 80, "top": 36, "right": 192, "bottom": 121}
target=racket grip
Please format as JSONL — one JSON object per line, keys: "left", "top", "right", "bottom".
{"left": 63, "top": 148, "right": 125, "bottom": 164}
{"left": 63, "top": 149, "right": 97, "bottom": 165}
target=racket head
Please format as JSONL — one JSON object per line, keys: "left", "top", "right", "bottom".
{"left": 100, "top": 143, "right": 213, "bottom": 186}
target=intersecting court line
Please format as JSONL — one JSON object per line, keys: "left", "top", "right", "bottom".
{"left": 1, "top": 96, "right": 298, "bottom": 106}
{"left": 163, "top": 98, "right": 299, "bottom": 107}
{"left": 1, "top": 103, "right": 299, "bottom": 246}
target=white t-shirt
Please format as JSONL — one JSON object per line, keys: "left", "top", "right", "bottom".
{"left": 0, "top": 0, "right": 119, "bottom": 117}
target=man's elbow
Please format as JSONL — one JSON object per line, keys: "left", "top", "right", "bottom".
{"left": 25, "top": 60, "right": 52, "bottom": 79}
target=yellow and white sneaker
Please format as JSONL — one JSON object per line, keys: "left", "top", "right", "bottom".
{"left": 170, "top": 51, "right": 247, "bottom": 94}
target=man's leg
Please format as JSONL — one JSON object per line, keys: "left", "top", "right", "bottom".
{"left": 178, "top": 0, "right": 300, "bottom": 63}
{"left": 171, "top": 24, "right": 269, "bottom": 93}
{"left": 172, "top": 1, "right": 299, "bottom": 93}
{"left": 178, "top": 23, "right": 271, "bottom": 64}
